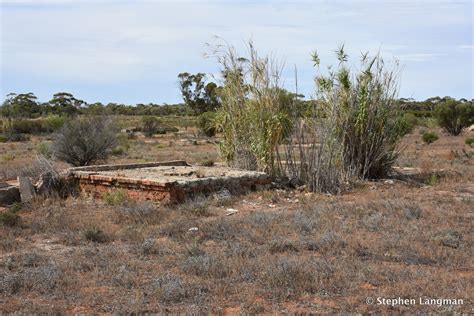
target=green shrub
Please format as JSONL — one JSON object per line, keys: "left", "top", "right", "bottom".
{"left": 43, "top": 115, "right": 65, "bottom": 132}
{"left": 8, "top": 133, "right": 30, "bottom": 142}
{"left": 212, "top": 41, "right": 293, "bottom": 172}
{"left": 2, "top": 153, "right": 15, "bottom": 162}
{"left": 12, "top": 119, "right": 46, "bottom": 134}
{"left": 399, "top": 112, "right": 418, "bottom": 135}
{"left": 111, "top": 146, "right": 126, "bottom": 156}
{"left": 435, "top": 98, "right": 474, "bottom": 135}
{"left": 36, "top": 141, "right": 51, "bottom": 157}
{"left": 422, "top": 131, "right": 439, "bottom": 144}
{"left": 465, "top": 137, "right": 474, "bottom": 146}
{"left": 9, "top": 202, "right": 22, "bottom": 213}
{"left": 116, "top": 132, "right": 131, "bottom": 150}
{"left": 84, "top": 227, "right": 108, "bottom": 243}
{"left": 197, "top": 111, "right": 218, "bottom": 137}
{"left": 287, "top": 46, "right": 404, "bottom": 191}
{"left": 407, "top": 109, "right": 433, "bottom": 118}
{"left": 425, "top": 174, "right": 439, "bottom": 186}
{"left": 164, "top": 126, "right": 179, "bottom": 133}
{"left": 0, "top": 211, "right": 19, "bottom": 227}
{"left": 201, "top": 159, "right": 215, "bottom": 167}
{"left": 103, "top": 189, "right": 129, "bottom": 205}
{"left": 0, "top": 135, "right": 7, "bottom": 143}
{"left": 417, "top": 117, "right": 438, "bottom": 129}
{"left": 155, "top": 126, "right": 179, "bottom": 134}
{"left": 142, "top": 116, "right": 160, "bottom": 137}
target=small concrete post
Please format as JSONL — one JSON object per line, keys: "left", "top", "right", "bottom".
{"left": 18, "top": 176, "right": 35, "bottom": 203}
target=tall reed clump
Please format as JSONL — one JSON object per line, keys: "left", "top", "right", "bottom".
{"left": 282, "top": 46, "right": 406, "bottom": 193}
{"left": 208, "top": 41, "right": 293, "bottom": 173}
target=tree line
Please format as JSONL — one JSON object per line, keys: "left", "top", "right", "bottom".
{"left": 0, "top": 92, "right": 190, "bottom": 118}
{"left": 2, "top": 87, "right": 471, "bottom": 120}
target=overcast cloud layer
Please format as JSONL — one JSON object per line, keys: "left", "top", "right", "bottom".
{"left": 1, "top": 0, "right": 472, "bottom": 104}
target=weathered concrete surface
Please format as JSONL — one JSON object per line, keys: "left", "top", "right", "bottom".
{"left": 18, "top": 176, "right": 35, "bottom": 203}
{"left": 0, "top": 184, "right": 20, "bottom": 206}
{"left": 68, "top": 161, "right": 270, "bottom": 203}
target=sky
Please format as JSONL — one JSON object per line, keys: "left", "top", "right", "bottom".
{"left": 0, "top": 0, "right": 472, "bottom": 104}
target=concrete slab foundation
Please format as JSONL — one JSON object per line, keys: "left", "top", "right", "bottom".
{"left": 68, "top": 161, "right": 270, "bottom": 203}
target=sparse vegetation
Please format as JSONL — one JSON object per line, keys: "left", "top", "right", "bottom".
{"left": 282, "top": 47, "right": 405, "bottom": 192}
{"left": 422, "top": 131, "right": 439, "bottom": 144}
{"left": 36, "top": 141, "right": 51, "bottom": 157}
{"left": 211, "top": 41, "right": 292, "bottom": 172}
{"left": 0, "top": 210, "right": 20, "bottom": 226}
{"left": 43, "top": 114, "right": 65, "bottom": 132}
{"left": 197, "top": 111, "right": 217, "bottom": 137}
{"left": 435, "top": 98, "right": 474, "bottom": 135}
{"left": 0, "top": 37, "right": 472, "bottom": 315}
{"left": 201, "top": 158, "right": 215, "bottom": 167}
{"left": 141, "top": 115, "right": 160, "bottom": 137}
{"left": 84, "top": 227, "right": 109, "bottom": 243}
{"left": 51, "top": 116, "right": 118, "bottom": 166}
{"left": 103, "top": 189, "right": 129, "bottom": 205}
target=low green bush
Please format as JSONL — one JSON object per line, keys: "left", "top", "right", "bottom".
{"left": 399, "top": 112, "right": 418, "bottom": 135}
{"left": 2, "top": 153, "right": 15, "bottom": 162}
{"left": 0, "top": 211, "right": 19, "bottom": 227}
{"left": 7, "top": 133, "right": 30, "bottom": 142}
{"left": 116, "top": 132, "right": 131, "bottom": 150}
{"left": 197, "top": 111, "right": 217, "bottom": 137}
{"left": 407, "top": 109, "right": 433, "bottom": 118}
{"left": 425, "top": 174, "right": 439, "bottom": 186}
{"left": 142, "top": 116, "right": 160, "bottom": 137}
{"left": 84, "top": 227, "right": 108, "bottom": 243}
{"left": 43, "top": 115, "right": 65, "bottom": 132}
{"left": 111, "top": 146, "right": 126, "bottom": 156}
{"left": 12, "top": 119, "right": 46, "bottom": 134}
{"left": 0, "top": 135, "right": 7, "bottom": 143}
{"left": 422, "top": 131, "right": 439, "bottom": 144}
{"left": 435, "top": 98, "right": 474, "bottom": 135}
{"left": 465, "top": 137, "right": 474, "bottom": 146}
{"left": 201, "top": 159, "right": 215, "bottom": 167}
{"left": 103, "top": 189, "right": 129, "bottom": 205}
{"left": 36, "top": 141, "right": 51, "bottom": 157}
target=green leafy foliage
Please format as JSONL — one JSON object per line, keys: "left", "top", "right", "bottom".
{"left": 197, "top": 111, "right": 218, "bottom": 137}
{"left": 49, "top": 92, "right": 84, "bottom": 117}
{"left": 281, "top": 46, "right": 404, "bottom": 193}
{"left": 141, "top": 116, "right": 160, "bottom": 137}
{"left": 422, "top": 131, "right": 439, "bottom": 144}
{"left": 435, "top": 98, "right": 474, "bottom": 135}
{"left": 465, "top": 137, "right": 474, "bottom": 146}
{"left": 399, "top": 112, "right": 418, "bottom": 135}
{"left": 211, "top": 41, "right": 293, "bottom": 173}
{"left": 178, "top": 72, "right": 221, "bottom": 114}
{"left": 313, "top": 47, "right": 404, "bottom": 180}
{"left": 0, "top": 211, "right": 19, "bottom": 227}
{"left": 1, "top": 92, "right": 39, "bottom": 119}
{"left": 44, "top": 115, "right": 65, "bottom": 132}
{"left": 103, "top": 189, "right": 129, "bottom": 206}
{"left": 11, "top": 119, "right": 46, "bottom": 134}
{"left": 84, "top": 227, "right": 109, "bottom": 243}
{"left": 36, "top": 141, "right": 51, "bottom": 157}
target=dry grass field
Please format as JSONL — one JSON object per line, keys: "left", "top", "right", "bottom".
{"left": 0, "top": 124, "right": 473, "bottom": 313}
